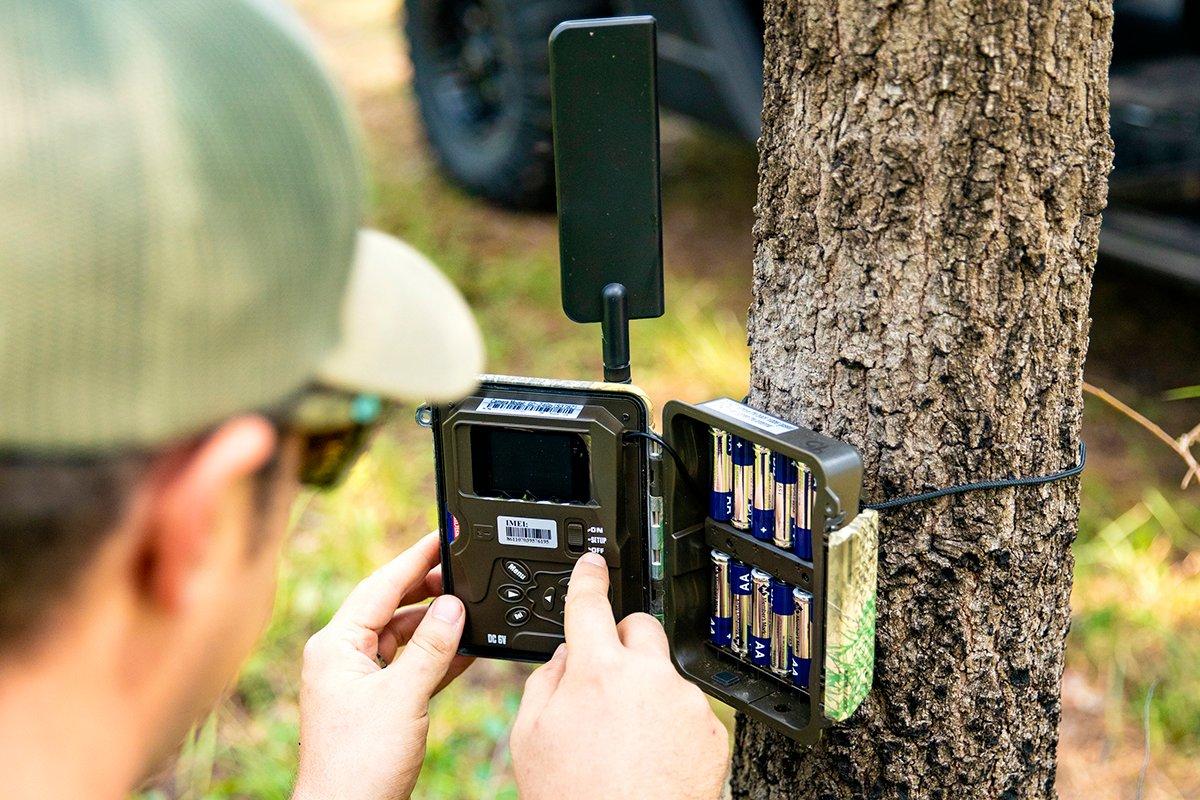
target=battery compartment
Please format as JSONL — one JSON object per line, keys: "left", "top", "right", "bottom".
{"left": 660, "top": 400, "right": 864, "bottom": 744}
{"left": 703, "top": 520, "right": 815, "bottom": 684}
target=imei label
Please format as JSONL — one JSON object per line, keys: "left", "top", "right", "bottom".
{"left": 497, "top": 515, "right": 559, "bottom": 549}
{"left": 477, "top": 398, "right": 584, "bottom": 419}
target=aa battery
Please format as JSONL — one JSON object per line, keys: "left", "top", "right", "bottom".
{"left": 792, "top": 463, "right": 814, "bottom": 561}
{"left": 790, "top": 587, "right": 813, "bottom": 689}
{"left": 709, "top": 550, "right": 733, "bottom": 647}
{"left": 769, "top": 578, "right": 794, "bottom": 677}
{"left": 772, "top": 454, "right": 796, "bottom": 549}
{"left": 730, "top": 435, "right": 753, "bottom": 530}
{"left": 709, "top": 428, "right": 734, "bottom": 522}
{"left": 751, "top": 444, "right": 775, "bottom": 542}
{"left": 749, "top": 568, "right": 772, "bottom": 667}
{"left": 729, "top": 559, "right": 752, "bottom": 656}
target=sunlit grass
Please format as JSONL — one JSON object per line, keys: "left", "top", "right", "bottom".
{"left": 1072, "top": 484, "right": 1200, "bottom": 751}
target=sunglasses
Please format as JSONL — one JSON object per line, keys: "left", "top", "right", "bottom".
{"left": 279, "top": 386, "right": 395, "bottom": 489}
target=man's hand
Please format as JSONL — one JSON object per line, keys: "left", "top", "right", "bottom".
{"left": 510, "top": 552, "right": 730, "bottom": 800}
{"left": 292, "top": 533, "right": 472, "bottom": 800}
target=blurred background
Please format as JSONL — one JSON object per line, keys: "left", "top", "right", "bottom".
{"left": 138, "top": 1, "right": 1200, "bottom": 798}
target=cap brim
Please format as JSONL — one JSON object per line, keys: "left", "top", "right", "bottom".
{"left": 316, "top": 229, "right": 484, "bottom": 403}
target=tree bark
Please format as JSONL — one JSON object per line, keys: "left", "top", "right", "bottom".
{"left": 735, "top": 1, "right": 1113, "bottom": 798}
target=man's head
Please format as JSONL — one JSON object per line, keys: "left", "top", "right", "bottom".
{"left": 0, "top": 0, "right": 482, "bottom": 784}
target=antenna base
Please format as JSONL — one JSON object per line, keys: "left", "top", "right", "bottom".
{"left": 601, "top": 283, "right": 631, "bottom": 383}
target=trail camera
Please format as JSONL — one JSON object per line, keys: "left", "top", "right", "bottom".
{"left": 421, "top": 17, "right": 879, "bottom": 744}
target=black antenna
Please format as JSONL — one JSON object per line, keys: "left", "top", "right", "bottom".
{"left": 601, "top": 283, "right": 631, "bottom": 382}
{"left": 549, "top": 17, "right": 664, "bottom": 384}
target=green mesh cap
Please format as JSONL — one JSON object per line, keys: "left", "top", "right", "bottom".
{"left": 0, "top": 0, "right": 484, "bottom": 454}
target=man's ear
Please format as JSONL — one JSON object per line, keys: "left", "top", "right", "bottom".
{"left": 139, "top": 416, "right": 279, "bottom": 612}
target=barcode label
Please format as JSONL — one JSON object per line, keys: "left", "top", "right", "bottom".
{"left": 497, "top": 516, "right": 559, "bottom": 549}
{"left": 477, "top": 398, "right": 584, "bottom": 419}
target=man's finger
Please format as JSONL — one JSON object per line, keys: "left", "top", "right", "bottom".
{"left": 616, "top": 612, "right": 670, "bottom": 656}
{"left": 374, "top": 589, "right": 455, "bottom": 665}
{"left": 377, "top": 605, "right": 429, "bottom": 664}
{"left": 331, "top": 533, "right": 441, "bottom": 632}
{"left": 398, "top": 565, "right": 444, "bottom": 607}
{"left": 431, "top": 654, "right": 475, "bottom": 696}
{"left": 377, "top": 604, "right": 474, "bottom": 690}
{"left": 387, "top": 594, "right": 466, "bottom": 699}
{"left": 514, "top": 644, "right": 567, "bottom": 735}
{"left": 383, "top": 568, "right": 445, "bottom": 634}
{"left": 563, "top": 552, "right": 620, "bottom": 659}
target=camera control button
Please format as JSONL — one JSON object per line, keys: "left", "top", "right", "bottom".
{"left": 502, "top": 559, "right": 532, "bottom": 584}
{"left": 505, "top": 606, "right": 531, "bottom": 627}
{"left": 539, "top": 586, "right": 556, "bottom": 611}
{"left": 498, "top": 584, "right": 524, "bottom": 603}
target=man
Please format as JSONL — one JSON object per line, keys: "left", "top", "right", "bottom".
{"left": 0, "top": 1, "right": 730, "bottom": 798}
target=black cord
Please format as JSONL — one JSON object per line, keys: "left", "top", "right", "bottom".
{"left": 861, "top": 441, "right": 1086, "bottom": 511}
{"left": 623, "top": 430, "right": 706, "bottom": 498}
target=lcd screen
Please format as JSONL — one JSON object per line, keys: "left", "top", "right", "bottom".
{"left": 470, "top": 427, "right": 591, "bottom": 504}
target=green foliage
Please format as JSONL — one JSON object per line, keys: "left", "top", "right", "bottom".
{"left": 1164, "top": 385, "right": 1200, "bottom": 402}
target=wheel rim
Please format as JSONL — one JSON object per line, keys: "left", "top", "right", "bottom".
{"left": 429, "top": 0, "right": 507, "bottom": 136}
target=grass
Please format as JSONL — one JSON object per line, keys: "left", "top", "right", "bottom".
{"left": 1073, "top": 473, "right": 1200, "bottom": 750}
{"left": 135, "top": 2, "right": 1200, "bottom": 798}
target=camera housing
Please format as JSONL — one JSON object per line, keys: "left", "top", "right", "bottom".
{"left": 431, "top": 377, "right": 654, "bottom": 661}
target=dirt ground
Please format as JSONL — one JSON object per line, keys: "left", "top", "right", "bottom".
{"left": 293, "top": 2, "right": 1200, "bottom": 797}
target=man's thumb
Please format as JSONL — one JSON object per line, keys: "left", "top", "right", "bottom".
{"left": 390, "top": 595, "right": 465, "bottom": 698}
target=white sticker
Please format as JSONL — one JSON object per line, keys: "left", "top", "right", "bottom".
{"left": 702, "top": 398, "right": 798, "bottom": 435}
{"left": 477, "top": 397, "right": 584, "bottom": 418}
{"left": 497, "top": 516, "right": 559, "bottom": 549}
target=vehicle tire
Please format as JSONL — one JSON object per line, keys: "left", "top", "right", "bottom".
{"left": 404, "top": 0, "right": 612, "bottom": 209}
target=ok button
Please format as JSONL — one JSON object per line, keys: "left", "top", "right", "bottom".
{"left": 505, "top": 607, "right": 531, "bottom": 627}
{"left": 502, "top": 559, "right": 532, "bottom": 584}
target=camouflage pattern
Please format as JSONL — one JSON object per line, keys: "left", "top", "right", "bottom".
{"left": 823, "top": 509, "right": 880, "bottom": 722}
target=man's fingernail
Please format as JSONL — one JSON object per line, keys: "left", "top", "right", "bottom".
{"left": 580, "top": 551, "right": 606, "bottom": 568}
{"left": 430, "top": 594, "right": 463, "bottom": 623}
{"left": 552, "top": 643, "right": 567, "bottom": 661}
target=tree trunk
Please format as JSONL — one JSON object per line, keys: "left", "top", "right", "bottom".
{"left": 734, "top": 1, "right": 1113, "bottom": 798}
